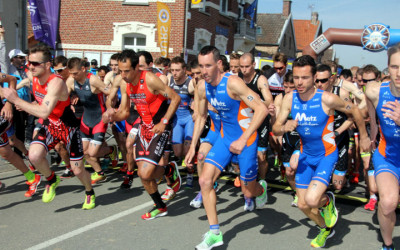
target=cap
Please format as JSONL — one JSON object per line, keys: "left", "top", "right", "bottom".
{"left": 8, "top": 49, "right": 27, "bottom": 59}
{"left": 91, "top": 59, "right": 98, "bottom": 65}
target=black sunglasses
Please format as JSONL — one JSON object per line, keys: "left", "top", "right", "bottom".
{"left": 28, "top": 60, "right": 46, "bottom": 67}
{"left": 15, "top": 56, "right": 25, "bottom": 60}
{"left": 274, "top": 66, "right": 284, "bottom": 70}
{"left": 315, "top": 78, "right": 329, "bottom": 83}
{"left": 362, "top": 78, "right": 375, "bottom": 84}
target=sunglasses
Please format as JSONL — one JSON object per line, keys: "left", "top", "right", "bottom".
{"left": 28, "top": 60, "right": 46, "bottom": 67}
{"left": 274, "top": 66, "right": 284, "bottom": 71}
{"left": 54, "top": 67, "right": 66, "bottom": 73}
{"left": 15, "top": 56, "right": 25, "bottom": 60}
{"left": 315, "top": 78, "right": 329, "bottom": 83}
{"left": 362, "top": 78, "right": 376, "bottom": 84}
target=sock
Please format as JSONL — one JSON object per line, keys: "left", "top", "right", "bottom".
{"left": 370, "top": 194, "right": 378, "bottom": 200}
{"left": 24, "top": 170, "right": 35, "bottom": 182}
{"left": 46, "top": 171, "right": 57, "bottom": 185}
{"left": 150, "top": 191, "right": 166, "bottom": 209}
{"left": 210, "top": 224, "right": 220, "bottom": 235}
{"left": 85, "top": 189, "right": 95, "bottom": 196}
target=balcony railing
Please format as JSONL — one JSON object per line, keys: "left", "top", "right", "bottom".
{"left": 235, "top": 19, "right": 256, "bottom": 41}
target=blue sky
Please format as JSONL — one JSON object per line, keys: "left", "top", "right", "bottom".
{"left": 257, "top": 0, "right": 400, "bottom": 70}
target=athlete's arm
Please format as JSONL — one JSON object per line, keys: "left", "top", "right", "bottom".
{"left": 0, "top": 73, "right": 17, "bottom": 120}
{"left": 103, "top": 71, "right": 114, "bottom": 87}
{"left": 257, "top": 75, "right": 273, "bottom": 107}
{"left": 158, "top": 74, "right": 168, "bottom": 85}
{"left": 335, "top": 88, "right": 354, "bottom": 135}
{"left": 105, "top": 75, "right": 121, "bottom": 109}
{"left": 272, "top": 93, "right": 297, "bottom": 136}
{"left": 340, "top": 79, "right": 367, "bottom": 117}
{"left": 16, "top": 77, "right": 30, "bottom": 90}
{"left": 102, "top": 78, "right": 130, "bottom": 123}
{"left": 90, "top": 74, "right": 110, "bottom": 95}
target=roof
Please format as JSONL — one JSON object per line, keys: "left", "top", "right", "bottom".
{"left": 257, "top": 13, "right": 288, "bottom": 44}
{"left": 293, "top": 19, "right": 322, "bottom": 51}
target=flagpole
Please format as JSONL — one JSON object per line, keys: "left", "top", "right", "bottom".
{"left": 183, "top": 0, "right": 188, "bottom": 61}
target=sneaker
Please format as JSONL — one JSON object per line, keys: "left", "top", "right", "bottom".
{"left": 101, "top": 157, "right": 110, "bottom": 170}
{"left": 190, "top": 192, "right": 203, "bottom": 209}
{"left": 291, "top": 195, "right": 298, "bottom": 207}
{"left": 244, "top": 197, "right": 255, "bottom": 211}
{"left": 25, "top": 174, "right": 42, "bottom": 197}
{"left": 322, "top": 191, "right": 338, "bottom": 228}
{"left": 109, "top": 145, "right": 119, "bottom": 167}
{"left": 118, "top": 163, "right": 128, "bottom": 173}
{"left": 42, "top": 176, "right": 61, "bottom": 203}
{"left": 82, "top": 194, "right": 96, "bottom": 210}
{"left": 364, "top": 198, "right": 377, "bottom": 211}
{"left": 120, "top": 175, "right": 133, "bottom": 189}
{"left": 195, "top": 231, "right": 223, "bottom": 250}
{"left": 310, "top": 228, "right": 335, "bottom": 248}
{"left": 234, "top": 176, "right": 241, "bottom": 188}
{"left": 170, "top": 161, "right": 182, "bottom": 193}
{"left": 382, "top": 243, "right": 396, "bottom": 250}
{"left": 61, "top": 168, "right": 75, "bottom": 179}
{"left": 161, "top": 188, "right": 176, "bottom": 201}
{"left": 118, "top": 151, "right": 123, "bottom": 161}
{"left": 141, "top": 206, "right": 168, "bottom": 220}
{"left": 255, "top": 180, "right": 268, "bottom": 209}
{"left": 186, "top": 174, "right": 194, "bottom": 189}
{"left": 213, "top": 181, "right": 220, "bottom": 193}
{"left": 91, "top": 172, "right": 107, "bottom": 184}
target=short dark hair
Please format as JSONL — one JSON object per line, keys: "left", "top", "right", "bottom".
{"left": 137, "top": 51, "right": 154, "bottom": 65}
{"left": 220, "top": 55, "right": 229, "bottom": 72}
{"left": 29, "top": 43, "right": 52, "bottom": 63}
{"left": 99, "top": 65, "right": 109, "bottom": 74}
{"left": 170, "top": 56, "right": 186, "bottom": 68}
{"left": 284, "top": 70, "right": 293, "bottom": 83}
{"left": 293, "top": 55, "right": 316, "bottom": 75}
{"left": 155, "top": 57, "right": 170, "bottom": 67}
{"left": 189, "top": 59, "right": 199, "bottom": 69}
{"left": 53, "top": 55, "right": 68, "bottom": 67}
{"left": 316, "top": 64, "right": 332, "bottom": 75}
{"left": 118, "top": 49, "right": 139, "bottom": 69}
{"left": 363, "top": 64, "right": 380, "bottom": 79}
{"left": 340, "top": 69, "right": 353, "bottom": 79}
{"left": 273, "top": 52, "right": 288, "bottom": 65}
{"left": 67, "top": 57, "right": 86, "bottom": 69}
{"left": 199, "top": 46, "right": 220, "bottom": 63}
{"left": 110, "top": 53, "right": 120, "bottom": 61}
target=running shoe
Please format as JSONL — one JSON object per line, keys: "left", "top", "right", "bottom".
{"left": 322, "top": 191, "right": 338, "bottom": 228}
{"left": 310, "top": 228, "right": 335, "bottom": 248}
{"left": 195, "top": 231, "right": 223, "bottom": 250}
{"left": 213, "top": 181, "right": 220, "bottom": 193}
{"left": 118, "top": 162, "right": 128, "bottom": 173}
{"left": 109, "top": 145, "right": 119, "bottom": 167}
{"left": 82, "top": 194, "right": 96, "bottom": 210}
{"left": 118, "top": 151, "right": 123, "bottom": 161}
{"left": 186, "top": 174, "right": 194, "bottom": 189}
{"left": 291, "top": 195, "right": 298, "bottom": 207}
{"left": 42, "top": 176, "right": 61, "bottom": 203}
{"left": 364, "top": 198, "right": 377, "bottom": 211}
{"left": 161, "top": 188, "right": 176, "bottom": 201}
{"left": 190, "top": 192, "right": 203, "bottom": 209}
{"left": 91, "top": 172, "right": 107, "bottom": 184}
{"left": 234, "top": 176, "right": 241, "bottom": 188}
{"left": 101, "top": 157, "right": 110, "bottom": 170}
{"left": 141, "top": 206, "right": 168, "bottom": 220}
{"left": 382, "top": 243, "right": 396, "bottom": 250}
{"left": 61, "top": 168, "right": 75, "bottom": 179}
{"left": 255, "top": 180, "right": 268, "bottom": 209}
{"left": 25, "top": 174, "right": 42, "bottom": 197}
{"left": 350, "top": 173, "right": 359, "bottom": 184}
{"left": 244, "top": 197, "right": 255, "bottom": 211}
{"left": 120, "top": 175, "right": 133, "bottom": 189}
{"left": 170, "top": 161, "right": 182, "bottom": 193}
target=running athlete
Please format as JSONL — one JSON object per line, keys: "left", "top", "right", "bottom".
{"left": 272, "top": 55, "right": 370, "bottom": 248}
{"left": 315, "top": 64, "right": 353, "bottom": 192}
{"left": 66, "top": 57, "right": 114, "bottom": 185}
{"left": 365, "top": 43, "right": 400, "bottom": 250}
{"left": 229, "top": 53, "right": 241, "bottom": 75}
{"left": 102, "top": 49, "right": 182, "bottom": 220}
{"left": 3, "top": 44, "right": 95, "bottom": 209}
{"left": 185, "top": 46, "right": 268, "bottom": 249}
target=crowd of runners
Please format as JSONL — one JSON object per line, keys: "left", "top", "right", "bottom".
{"left": 0, "top": 26, "right": 400, "bottom": 249}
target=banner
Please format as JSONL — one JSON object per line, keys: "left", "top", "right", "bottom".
{"left": 157, "top": 1, "right": 171, "bottom": 58}
{"left": 28, "top": 0, "right": 60, "bottom": 49}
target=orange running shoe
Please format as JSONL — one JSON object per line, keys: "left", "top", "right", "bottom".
{"left": 25, "top": 174, "right": 42, "bottom": 197}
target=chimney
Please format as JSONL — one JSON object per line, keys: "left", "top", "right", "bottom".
{"left": 283, "top": 0, "right": 292, "bottom": 17}
{"left": 311, "top": 12, "right": 319, "bottom": 25}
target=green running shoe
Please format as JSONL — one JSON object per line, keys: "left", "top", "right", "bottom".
{"left": 195, "top": 231, "right": 223, "bottom": 250}
{"left": 91, "top": 172, "right": 107, "bottom": 184}
{"left": 42, "top": 176, "right": 61, "bottom": 203}
{"left": 291, "top": 195, "right": 298, "bottom": 207}
{"left": 255, "top": 180, "right": 268, "bottom": 209}
{"left": 82, "top": 194, "right": 96, "bottom": 210}
{"left": 310, "top": 227, "right": 335, "bottom": 248}
{"left": 322, "top": 191, "right": 338, "bottom": 228}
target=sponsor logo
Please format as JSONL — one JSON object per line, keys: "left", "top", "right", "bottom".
{"left": 217, "top": 90, "right": 226, "bottom": 94}
{"left": 317, "top": 171, "right": 327, "bottom": 175}
{"left": 295, "top": 113, "right": 317, "bottom": 122}
{"left": 294, "top": 104, "right": 300, "bottom": 109}
{"left": 209, "top": 98, "right": 227, "bottom": 108}
{"left": 309, "top": 104, "right": 320, "bottom": 109}
{"left": 302, "top": 104, "right": 307, "bottom": 110}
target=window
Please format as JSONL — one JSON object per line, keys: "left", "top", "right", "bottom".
{"left": 220, "top": 0, "right": 227, "bottom": 13}
{"left": 111, "top": 22, "right": 158, "bottom": 52}
{"left": 193, "top": 28, "right": 212, "bottom": 53}
{"left": 123, "top": 0, "right": 149, "bottom": 5}
{"left": 123, "top": 34, "right": 146, "bottom": 51}
{"left": 256, "top": 26, "right": 262, "bottom": 35}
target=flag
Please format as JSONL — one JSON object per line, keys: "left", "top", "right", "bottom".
{"left": 28, "top": 0, "right": 60, "bottom": 49}
{"left": 245, "top": 0, "right": 258, "bottom": 29}
{"left": 157, "top": 1, "right": 171, "bottom": 58}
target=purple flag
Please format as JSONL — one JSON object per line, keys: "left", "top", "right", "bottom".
{"left": 28, "top": 0, "right": 60, "bottom": 49}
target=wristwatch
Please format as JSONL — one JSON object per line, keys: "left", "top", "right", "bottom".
{"left": 334, "top": 131, "right": 339, "bottom": 137}
{"left": 161, "top": 118, "right": 169, "bottom": 125}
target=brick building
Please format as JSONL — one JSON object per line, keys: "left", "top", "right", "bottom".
{"left": 28, "top": 0, "right": 256, "bottom": 65}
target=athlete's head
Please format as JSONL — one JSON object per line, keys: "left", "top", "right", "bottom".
{"left": 283, "top": 70, "right": 295, "bottom": 94}
{"left": 273, "top": 52, "right": 288, "bottom": 77}
{"left": 362, "top": 64, "right": 380, "bottom": 86}
{"left": 340, "top": 69, "right": 353, "bottom": 82}
{"left": 325, "top": 60, "right": 338, "bottom": 82}
{"left": 239, "top": 53, "right": 255, "bottom": 77}
{"left": 229, "top": 52, "right": 241, "bottom": 74}
{"left": 118, "top": 49, "right": 140, "bottom": 83}
{"left": 219, "top": 55, "right": 229, "bottom": 73}
{"left": 28, "top": 44, "right": 52, "bottom": 78}
{"left": 154, "top": 57, "right": 170, "bottom": 75}
{"left": 109, "top": 53, "right": 120, "bottom": 74}
{"left": 53, "top": 55, "right": 69, "bottom": 81}
{"left": 67, "top": 57, "right": 87, "bottom": 82}
{"left": 98, "top": 66, "right": 109, "bottom": 82}
{"left": 292, "top": 55, "right": 316, "bottom": 94}
{"left": 388, "top": 43, "right": 400, "bottom": 89}
{"left": 137, "top": 51, "right": 154, "bottom": 71}
{"left": 315, "top": 64, "right": 332, "bottom": 91}
{"left": 189, "top": 59, "right": 203, "bottom": 81}
{"left": 170, "top": 56, "right": 187, "bottom": 83}
{"left": 355, "top": 68, "right": 364, "bottom": 88}
{"left": 198, "top": 46, "right": 222, "bottom": 85}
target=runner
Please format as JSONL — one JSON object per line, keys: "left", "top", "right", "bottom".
{"left": 3, "top": 44, "right": 95, "bottom": 209}
{"left": 272, "top": 55, "right": 370, "bottom": 248}
{"left": 185, "top": 46, "right": 268, "bottom": 249}
{"left": 102, "top": 49, "right": 182, "bottom": 220}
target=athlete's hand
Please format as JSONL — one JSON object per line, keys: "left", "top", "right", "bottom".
{"left": 184, "top": 146, "right": 196, "bottom": 168}
{"left": 70, "top": 94, "right": 79, "bottom": 105}
{"left": 102, "top": 108, "right": 115, "bottom": 123}
{"left": 2, "top": 87, "right": 18, "bottom": 103}
{"left": 382, "top": 100, "right": 400, "bottom": 126}
{"left": 1, "top": 102, "right": 13, "bottom": 121}
{"left": 151, "top": 122, "right": 166, "bottom": 134}
{"left": 229, "top": 138, "right": 246, "bottom": 155}
{"left": 283, "top": 119, "right": 298, "bottom": 133}
{"left": 268, "top": 103, "right": 276, "bottom": 117}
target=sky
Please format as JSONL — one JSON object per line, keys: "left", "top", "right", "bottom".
{"left": 257, "top": 0, "right": 400, "bottom": 70}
